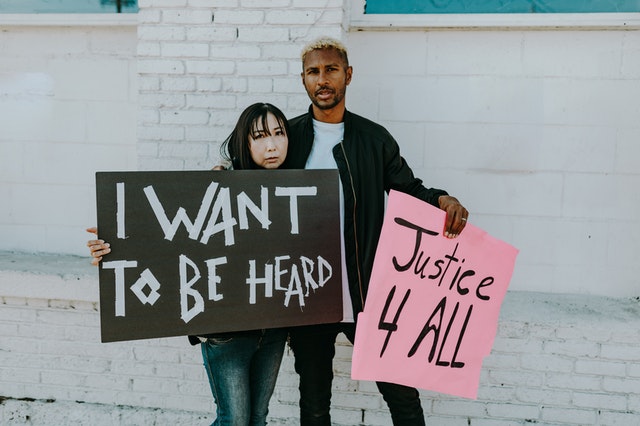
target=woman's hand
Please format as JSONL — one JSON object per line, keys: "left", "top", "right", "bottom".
{"left": 86, "top": 227, "right": 111, "bottom": 266}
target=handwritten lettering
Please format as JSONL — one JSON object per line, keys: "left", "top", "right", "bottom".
{"left": 133, "top": 182, "right": 318, "bottom": 245}
{"left": 392, "top": 217, "right": 494, "bottom": 301}
{"left": 351, "top": 190, "right": 518, "bottom": 399}
{"left": 407, "top": 296, "right": 472, "bottom": 368}
{"left": 102, "top": 254, "right": 333, "bottom": 324}
{"left": 96, "top": 170, "right": 342, "bottom": 342}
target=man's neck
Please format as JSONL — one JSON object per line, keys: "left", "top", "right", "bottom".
{"left": 311, "top": 104, "right": 345, "bottom": 124}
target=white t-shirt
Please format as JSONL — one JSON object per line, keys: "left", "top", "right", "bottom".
{"left": 305, "top": 119, "right": 354, "bottom": 323}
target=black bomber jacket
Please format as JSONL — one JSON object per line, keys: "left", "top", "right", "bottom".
{"left": 283, "top": 106, "right": 448, "bottom": 316}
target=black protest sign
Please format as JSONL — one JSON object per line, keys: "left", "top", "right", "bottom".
{"left": 96, "top": 170, "right": 342, "bottom": 342}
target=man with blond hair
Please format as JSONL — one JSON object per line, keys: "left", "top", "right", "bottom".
{"left": 284, "top": 37, "right": 469, "bottom": 426}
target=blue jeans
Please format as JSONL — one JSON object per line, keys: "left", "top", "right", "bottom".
{"left": 288, "top": 323, "right": 426, "bottom": 426}
{"left": 201, "top": 328, "right": 287, "bottom": 426}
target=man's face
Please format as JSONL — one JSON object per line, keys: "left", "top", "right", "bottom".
{"left": 301, "top": 48, "right": 353, "bottom": 112}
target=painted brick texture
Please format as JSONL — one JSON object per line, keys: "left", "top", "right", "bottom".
{"left": 2, "top": 0, "right": 640, "bottom": 424}
{"left": 1, "top": 255, "right": 639, "bottom": 425}
{"left": 136, "top": 1, "right": 344, "bottom": 172}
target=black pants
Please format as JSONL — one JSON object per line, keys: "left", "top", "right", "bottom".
{"left": 288, "top": 322, "right": 426, "bottom": 426}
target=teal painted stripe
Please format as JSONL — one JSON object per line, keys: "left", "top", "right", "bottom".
{"left": 0, "top": 0, "right": 138, "bottom": 13}
{"left": 365, "top": 0, "right": 640, "bottom": 14}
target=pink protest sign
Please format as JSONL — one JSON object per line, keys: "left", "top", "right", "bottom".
{"left": 351, "top": 190, "right": 518, "bottom": 399}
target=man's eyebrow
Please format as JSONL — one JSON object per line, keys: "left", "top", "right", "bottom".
{"left": 307, "top": 62, "right": 340, "bottom": 68}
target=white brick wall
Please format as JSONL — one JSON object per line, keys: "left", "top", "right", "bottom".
{"left": 1, "top": 254, "right": 639, "bottom": 425}
{"left": 346, "top": 29, "right": 640, "bottom": 298}
{"left": 0, "top": 22, "right": 137, "bottom": 256}
{"left": 131, "top": 0, "right": 640, "bottom": 297}
{"left": 2, "top": 1, "right": 640, "bottom": 424}
{"left": 136, "top": 0, "right": 344, "bottom": 172}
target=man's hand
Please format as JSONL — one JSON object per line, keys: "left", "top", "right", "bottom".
{"left": 438, "top": 195, "right": 469, "bottom": 239}
{"left": 86, "top": 227, "right": 111, "bottom": 266}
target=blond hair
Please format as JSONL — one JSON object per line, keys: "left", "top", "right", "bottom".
{"left": 300, "top": 37, "right": 349, "bottom": 68}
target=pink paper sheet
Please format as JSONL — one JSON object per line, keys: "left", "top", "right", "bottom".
{"left": 351, "top": 190, "right": 518, "bottom": 399}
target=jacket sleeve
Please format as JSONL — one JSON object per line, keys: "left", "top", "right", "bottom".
{"left": 382, "top": 129, "right": 448, "bottom": 208}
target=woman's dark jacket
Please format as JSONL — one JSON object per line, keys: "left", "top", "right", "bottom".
{"left": 283, "top": 106, "right": 448, "bottom": 316}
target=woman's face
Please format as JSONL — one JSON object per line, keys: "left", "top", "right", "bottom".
{"left": 248, "top": 112, "right": 288, "bottom": 169}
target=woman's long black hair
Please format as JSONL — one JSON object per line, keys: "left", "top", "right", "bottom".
{"left": 220, "top": 103, "right": 290, "bottom": 170}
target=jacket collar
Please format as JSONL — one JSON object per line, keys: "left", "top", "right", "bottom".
{"left": 305, "top": 104, "right": 352, "bottom": 137}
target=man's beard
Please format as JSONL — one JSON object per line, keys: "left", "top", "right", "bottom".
{"left": 309, "top": 88, "right": 345, "bottom": 110}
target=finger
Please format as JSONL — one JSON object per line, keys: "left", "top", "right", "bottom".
{"left": 87, "top": 239, "right": 104, "bottom": 247}
{"left": 451, "top": 213, "right": 469, "bottom": 238}
{"left": 91, "top": 256, "right": 102, "bottom": 266}
{"left": 444, "top": 209, "right": 460, "bottom": 235}
{"left": 445, "top": 209, "right": 469, "bottom": 238}
{"left": 443, "top": 209, "right": 458, "bottom": 237}
{"left": 88, "top": 244, "right": 106, "bottom": 255}
{"left": 91, "top": 246, "right": 110, "bottom": 257}
{"left": 86, "top": 227, "right": 98, "bottom": 235}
